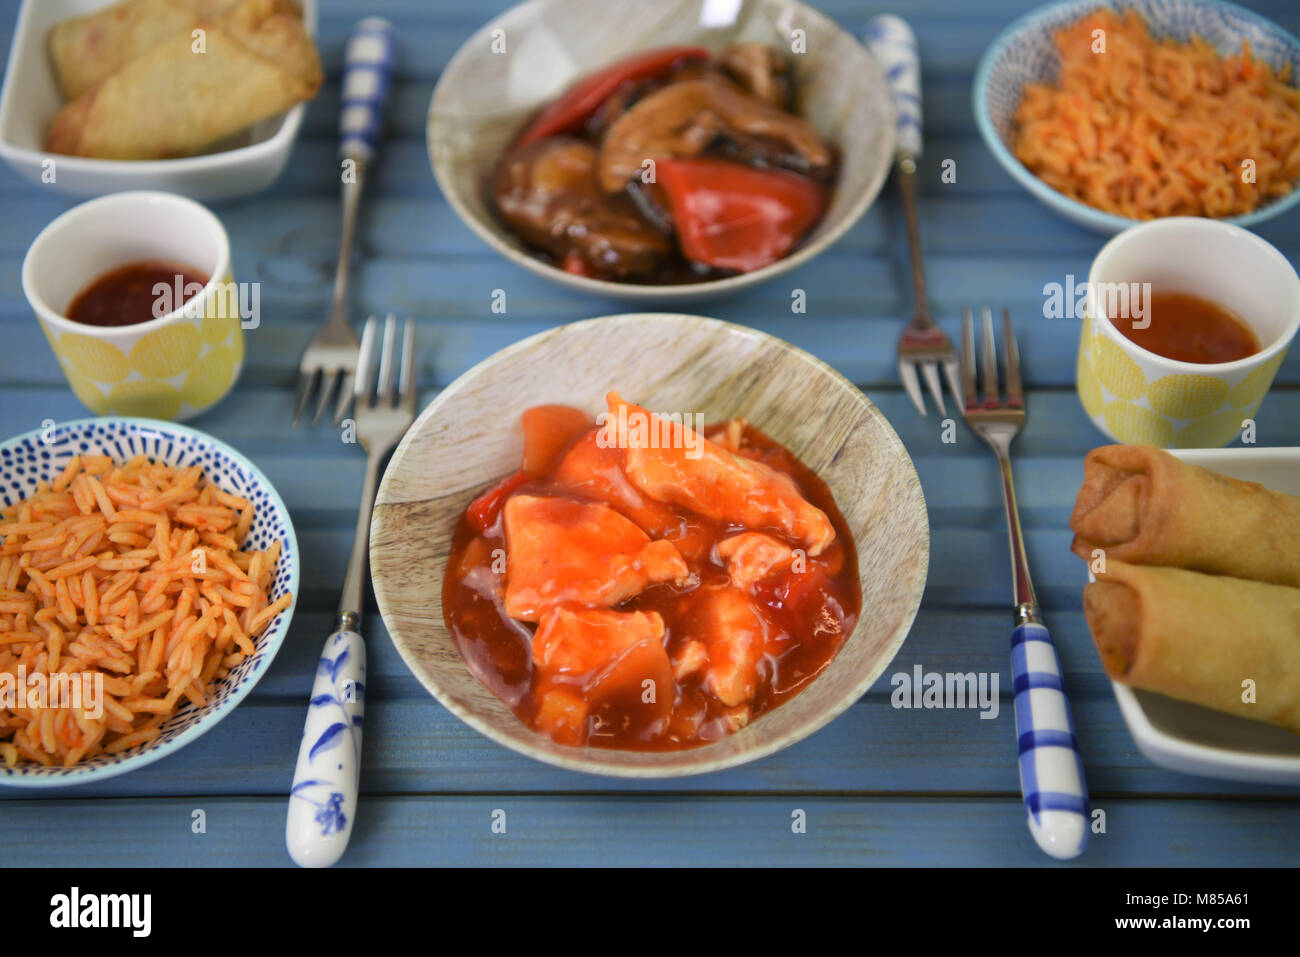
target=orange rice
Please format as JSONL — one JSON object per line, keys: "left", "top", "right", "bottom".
{"left": 1012, "top": 9, "right": 1300, "bottom": 219}
{"left": 0, "top": 454, "right": 291, "bottom": 768}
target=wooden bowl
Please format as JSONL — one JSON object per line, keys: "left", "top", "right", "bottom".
{"left": 427, "top": 0, "right": 896, "bottom": 301}
{"left": 370, "top": 314, "right": 928, "bottom": 777}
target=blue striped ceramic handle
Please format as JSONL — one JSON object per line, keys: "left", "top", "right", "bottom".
{"left": 339, "top": 17, "right": 395, "bottom": 164}
{"left": 1012, "top": 622, "right": 1089, "bottom": 860}
{"left": 864, "top": 14, "right": 922, "bottom": 158}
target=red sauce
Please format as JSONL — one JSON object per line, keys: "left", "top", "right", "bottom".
{"left": 1111, "top": 292, "right": 1259, "bottom": 364}
{"left": 66, "top": 260, "right": 209, "bottom": 328}
{"left": 442, "top": 417, "right": 861, "bottom": 751}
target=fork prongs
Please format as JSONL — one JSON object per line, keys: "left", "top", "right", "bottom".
{"left": 355, "top": 314, "right": 416, "bottom": 409}
{"left": 292, "top": 364, "right": 355, "bottom": 430}
{"left": 900, "top": 356, "right": 964, "bottom": 418}
{"left": 961, "top": 307, "right": 1024, "bottom": 410}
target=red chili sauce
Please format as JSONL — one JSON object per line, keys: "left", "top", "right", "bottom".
{"left": 441, "top": 398, "right": 861, "bottom": 751}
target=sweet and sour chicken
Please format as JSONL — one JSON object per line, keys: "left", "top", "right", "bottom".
{"left": 442, "top": 392, "right": 860, "bottom": 750}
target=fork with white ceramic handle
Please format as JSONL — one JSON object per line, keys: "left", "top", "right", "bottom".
{"left": 287, "top": 314, "right": 417, "bottom": 868}
{"left": 959, "top": 306, "right": 1089, "bottom": 861}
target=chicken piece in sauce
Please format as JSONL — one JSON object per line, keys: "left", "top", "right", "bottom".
{"left": 717, "top": 531, "right": 796, "bottom": 591}
{"left": 531, "top": 606, "right": 675, "bottom": 744}
{"left": 553, "top": 430, "right": 680, "bottom": 537}
{"left": 606, "top": 391, "right": 836, "bottom": 555}
{"left": 687, "top": 584, "right": 773, "bottom": 708}
{"left": 503, "top": 493, "right": 690, "bottom": 622}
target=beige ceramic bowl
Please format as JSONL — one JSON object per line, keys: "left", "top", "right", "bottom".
{"left": 427, "top": 0, "right": 896, "bottom": 301}
{"left": 369, "top": 314, "right": 929, "bottom": 777}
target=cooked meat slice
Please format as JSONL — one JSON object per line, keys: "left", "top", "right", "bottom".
{"left": 503, "top": 493, "right": 690, "bottom": 622}
{"left": 606, "top": 391, "right": 836, "bottom": 555}
{"left": 672, "top": 639, "right": 709, "bottom": 681}
{"left": 553, "top": 431, "right": 679, "bottom": 536}
{"left": 717, "top": 531, "right": 796, "bottom": 590}
{"left": 692, "top": 585, "right": 771, "bottom": 707}
{"left": 493, "top": 136, "right": 672, "bottom": 278}
{"left": 533, "top": 606, "right": 674, "bottom": 738}
{"left": 597, "top": 75, "right": 831, "bottom": 193}
{"left": 718, "top": 43, "right": 793, "bottom": 110}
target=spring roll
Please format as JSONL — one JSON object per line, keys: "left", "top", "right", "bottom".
{"left": 1070, "top": 444, "right": 1300, "bottom": 588}
{"left": 1084, "top": 560, "right": 1300, "bottom": 732}
{"left": 45, "top": 3, "right": 321, "bottom": 160}
{"left": 48, "top": 0, "right": 246, "bottom": 100}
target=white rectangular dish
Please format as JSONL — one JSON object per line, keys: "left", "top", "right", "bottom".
{"left": 0, "top": 0, "right": 317, "bottom": 201}
{"left": 1107, "top": 446, "right": 1300, "bottom": 785}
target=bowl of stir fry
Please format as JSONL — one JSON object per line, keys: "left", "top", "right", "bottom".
{"left": 428, "top": 0, "right": 896, "bottom": 299}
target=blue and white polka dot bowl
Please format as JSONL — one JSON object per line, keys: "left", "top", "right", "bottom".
{"left": 974, "top": 0, "right": 1300, "bottom": 234}
{"left": 0, "top": 418, "right": 299, "bottom": 787}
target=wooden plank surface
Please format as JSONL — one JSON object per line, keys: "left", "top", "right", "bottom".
{"left": 0, "top": 0, "right": 1297, "bottom": 866}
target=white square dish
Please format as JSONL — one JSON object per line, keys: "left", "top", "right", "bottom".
{"left": 1107, "top": 446, "right": 1300, "bottom": 785}
{"left": 0, "top": 0, "right": 317, "bottom": 201}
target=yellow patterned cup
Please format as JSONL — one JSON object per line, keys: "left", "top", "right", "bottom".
{"left": 1078, "top": 218, "right": 1299, "bottom": 449}
{"left": 21, "top": 191, "right": 245, "bottom": 422}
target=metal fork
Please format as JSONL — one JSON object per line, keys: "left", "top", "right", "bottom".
{"left": 292, "top": 17, "right": 395, "bottom": 428}
{"left": 960, "top": 307, "right": 1089, "bottom": 861}
{"left": 287, "top": 314, "right": 417, "bottom": 868}
{"left": 865, "top": 14, "right": 962, "bottom": 418}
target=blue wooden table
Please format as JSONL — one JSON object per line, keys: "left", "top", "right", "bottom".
{"left": 1, "top": 0, "right": 1297, "bottom": 867}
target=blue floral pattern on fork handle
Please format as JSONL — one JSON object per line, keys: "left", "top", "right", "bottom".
{"left": 287, "top": 627, "right": 366, "bottom": 864}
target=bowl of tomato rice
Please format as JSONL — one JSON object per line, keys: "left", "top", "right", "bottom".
{"left": 0, "top": 417, "right": 299, "bottom": 787}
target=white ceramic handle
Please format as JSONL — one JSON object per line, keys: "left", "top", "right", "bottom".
{"left": 287, "top": 627, "right": 366, "bottom": 868}
{"left": 864, "top": 14, "right": 922, "bottom": 158}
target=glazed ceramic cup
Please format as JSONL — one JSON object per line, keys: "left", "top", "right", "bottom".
{"left": 1077, "top": 217, "right": 1300, "bottom": 448}
{"left": 21, "top": 191, "right": 245, "bottom": 421}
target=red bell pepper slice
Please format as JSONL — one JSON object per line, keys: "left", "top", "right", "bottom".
{"left": 467, "top": 469, "right": 529, "bottom": 534}
{"left": 655, "top": 158, "right": 828, "bottom": 273}
{"left": 517, "top": 45, "right": 711, "bottom": 146}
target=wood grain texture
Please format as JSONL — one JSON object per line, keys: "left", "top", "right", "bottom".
{"left": 370, "top": 313, "right": 928, "bottom": 776}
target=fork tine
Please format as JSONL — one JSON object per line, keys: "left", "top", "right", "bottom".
{"left": 960, "top": 308, "right": 977, "bottom": 409}
{"left": 398, "top": 317, "right": 416, "bottom": 409}
{"left": 376, "top": 314, "right": 398, "bottom": 406}
{"left": 898, "top": 360, "right": 927, "bottom": 418}
{"left": 292, "top": 369, "right": 318, "bottom": 429}
{"left": 1002, "top": 309, "right": 1024, "bottom": 408}
{"left": 980, "top": 306, "right": 999, "bottom": 406}
{"left": 354, "top": 316, "right": 379, "bottom": 404}
{"left": 920, "top": 361, "right": 947, "bottom": 417}
{"left": 942, "top": 358, "right": 963, "bottom": 414}
{"left": 311, "top": 369, "right": 341, "bottom": 427}
{"left": 332, "top": 371, "right": 355, "bottom": 426}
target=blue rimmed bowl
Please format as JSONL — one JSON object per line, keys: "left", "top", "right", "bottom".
{"left": 0, "top": 418, "right": 299, "bottom": 787}
{"left": 974, "top": 0, "right": 1300, "bottom": 233}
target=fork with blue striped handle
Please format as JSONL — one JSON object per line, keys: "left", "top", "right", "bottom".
{"left": 865, "top": 15, "right": 962, "bottom": 418}
{"left": 292, "top": 17, "right": 395, "bottom": 428}
{"left": 960, "top": 307, "right": 1089, "bottom": 860}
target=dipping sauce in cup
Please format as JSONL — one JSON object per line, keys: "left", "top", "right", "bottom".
{"left": 66, "top": 260, "right": 210, "bottom": 329}
{"left": 1078, "top": 217, "right": 1300, "bottom": 449}
{"left": 21, "top": 191, "right": 244, "bottom": 422}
